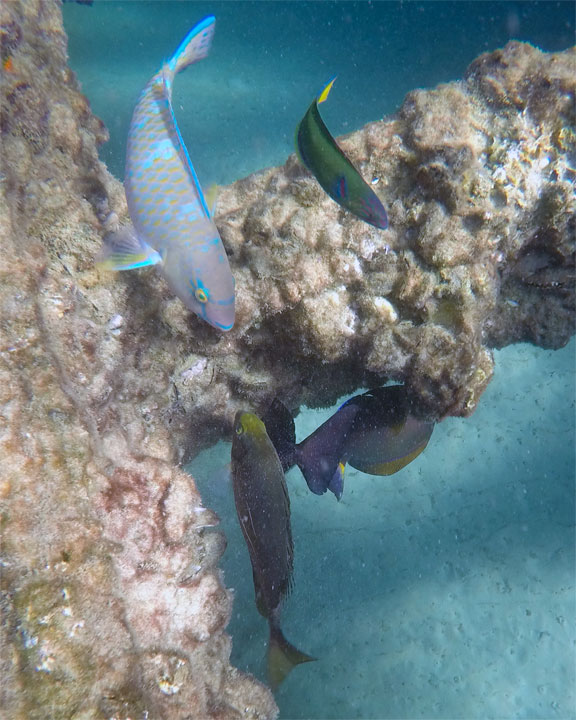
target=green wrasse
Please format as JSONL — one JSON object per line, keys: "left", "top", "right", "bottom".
{"left": 295, "top": 76, "right": 388, "bottom": 229}
{"left": 264, "top": 386, "right": 434, "bottom": 500}
{"left": 231, "top": 411, "right": 315, "bottom": 689}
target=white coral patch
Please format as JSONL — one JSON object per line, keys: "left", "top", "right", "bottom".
{"left": 359, "top": 234, "right": 377, "bottom": 260}
{"left": 372, "top": 296, "right": 399, "bottom": 323}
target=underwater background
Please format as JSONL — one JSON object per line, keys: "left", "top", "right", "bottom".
{"left": 63, "top": 2, "right": 575, "bottom": 718}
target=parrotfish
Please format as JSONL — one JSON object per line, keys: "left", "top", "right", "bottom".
{"left": 97, "top": 16, "right": 235, "bottom": 331}
{"left": 231, "top": 411, "right": 315, "bottom": 689}
{"left": 264, "top": 385, "right": 434, "bottom": 500}
{"left": 295, "top": 76, "right": 388, "bottom": 230}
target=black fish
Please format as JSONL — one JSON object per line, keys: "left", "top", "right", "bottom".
{"left": 264, "top": 386, "right": 435, "bottom": 500}
{"left": 231, "top": 411, "right": 315, "bottom": 688}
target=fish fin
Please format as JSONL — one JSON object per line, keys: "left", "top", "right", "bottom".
{"left": 254, "top": 573, "right": 268, "bottom": 618}
{"left": 262, "top": 399, "right": 297, "bottom": 473}
{"left": 205, "top": 184, "right": 220, "bottom": 217}
{"left": 333, "top": 174, "right": 348, "bottom": 200}
{"left": 317, "top": 75, "right": 337, "bottom": 104}
{"left": 159, "top": 63, "right": 210, "bottom": 219}
{"left": 169, "top": 15, "right": 215, "bottom": 75}
{"left": 357, "top": 437, "right": 431, "bottom": 476}
{"left": 268, "top": 623, "right": 316, "bottom": 690}
{"left": 328, "top": 461, "right": 345, "bottom": 501}
{"left": 96, "top": 225, "right": 162, "bottom": 271}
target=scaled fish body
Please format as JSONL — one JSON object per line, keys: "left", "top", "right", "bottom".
{"left": 264, "top": 386, "right": 434, "bottom": 500}
{"left": 295, "top": 77, "right": 388, "bottom": 230}
{"left": 97, "top": 17, "right": 235, "bottom": 331}
{"left": 231, "top": 411, "right": 315, "bottom": 689}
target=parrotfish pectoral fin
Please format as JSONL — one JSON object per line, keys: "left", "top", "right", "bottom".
{"left": 317, "top": 75, "right": 337, "bottom": 104}
{"left": 268, "top": 623, "right": 316, "bottom": 690}
{"left": 96, "top": 225, "right": 162, "bottom": 271}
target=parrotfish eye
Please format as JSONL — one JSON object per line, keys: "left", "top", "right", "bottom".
{"left": 195, "top": 287, "right": 209, "bottom": 303}
{"left": 235, "top": 423, "right": 244, "bottom": 436}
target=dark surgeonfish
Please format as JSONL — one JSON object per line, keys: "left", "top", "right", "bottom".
{"left": 295, "top": 76, "right": 388, "bottom": 230}
{"left": 231, "top": 411, "right": 315, "bottom": 689}
{"left": 263, "top": 386, "right": 435, "bottom": 501}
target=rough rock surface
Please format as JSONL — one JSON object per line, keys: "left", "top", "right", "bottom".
{"left": 1, "top": 1, "right": 277, "bottom": 718}
{"left": 1, "top": 0, "right": 574, "bottom": 716}
{"left": 212, "top": 42, "right": 574, "bottom": 421}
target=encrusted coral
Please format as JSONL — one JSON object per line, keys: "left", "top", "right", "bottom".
{"left": 0, "top": 0, "right": 574, "bottom": 715}
{"left": 0, "top": 1, "right": 277, "bottom": 718}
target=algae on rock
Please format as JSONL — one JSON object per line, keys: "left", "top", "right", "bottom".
{"left": 1, "top": 1, "right": 277, "bottom": 718}
{"left": 1, "top": 0, "right": 574, "bottom": 716}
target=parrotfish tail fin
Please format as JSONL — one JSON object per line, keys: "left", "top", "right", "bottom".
{"left": 262, "top": 399, "right": 297, "bottom": 473}
{"left": 268, "top": 622, "right": 316, "bottom": 690}
{"left": 168, "top": 15, "right": 215, "bottom": 75}
{"left": 328, "top": 461, "right": 345, "bottom": 501}
{"left": 96, "top": 225, "right": 162, "bottom": 271}
{"left": 317, "top": 75, "right": 337, "bottom": 104}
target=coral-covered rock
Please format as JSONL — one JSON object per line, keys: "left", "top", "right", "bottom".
{"left": 0, "top": 0, "right": 573, "bottom": 713}
{"left": 0, "top": 1, "right": 277, "bottom": 718}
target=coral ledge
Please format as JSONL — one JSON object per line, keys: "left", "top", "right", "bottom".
{"left": 1, "top": 0, "right": 574, "bottom": 717}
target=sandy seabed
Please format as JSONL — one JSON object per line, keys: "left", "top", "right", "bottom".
{"left": 191, "top": 339, "right": 575, "bottom": 720}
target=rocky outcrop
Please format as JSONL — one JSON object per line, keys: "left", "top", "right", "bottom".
{"left": 0, "top": 1, "right": 276, "bottom": 718}
{"left": 0, "top": 0, "right": 573, "bottom": 715}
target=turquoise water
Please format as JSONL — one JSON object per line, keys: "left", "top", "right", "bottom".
{"left": 192, "top": 341, "right": 575, "bottom": 719}
{"left": 64, "top": 1, "right": 574, "bottom": 184}
{"left": 63, "top": 3, "right": 575, "bottom": 718}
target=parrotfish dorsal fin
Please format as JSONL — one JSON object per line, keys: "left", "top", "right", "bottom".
{"left": 160, "top": 48, "right": 211, "bottom": 219}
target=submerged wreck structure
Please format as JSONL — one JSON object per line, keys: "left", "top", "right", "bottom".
{"left": 1, "top": 0, "right": 574, "bottom": 717}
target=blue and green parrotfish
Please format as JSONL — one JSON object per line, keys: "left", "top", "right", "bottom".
{"left": 97, "top": 16, "right": 235, "bottom": 331}
{"left": 263, "top": 385, "right": 434, "bottom": 500}
{"left": 231, "top": 411, "right": 315, "bottom": 689}
{"left": 295, "top": 77, "right": 388, "bottom": 230}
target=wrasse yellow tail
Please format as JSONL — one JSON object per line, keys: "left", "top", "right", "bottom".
{"left": 268, "top": 622, "right": 316, "bottom": 690}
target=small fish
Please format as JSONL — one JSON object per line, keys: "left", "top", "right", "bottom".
{"left": 97, "top": 17, "right": 235, "bottom": 331}
{"left": 231, "top": 411, "right": 315, "bottom": 689}
{"left": 264, "top": 386, "right": 434, "bottom": 500}
{"left": 295, "top": 76, "right": 388, "bottom": 230}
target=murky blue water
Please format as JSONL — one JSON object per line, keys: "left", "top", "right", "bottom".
{"left": 63, "top": 3, "right": 575, "bottom": 718}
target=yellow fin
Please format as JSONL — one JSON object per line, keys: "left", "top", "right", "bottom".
{"left": 268, "top": 624, "right": 315, "bottom": 690}
{"left": 205, "top": 183, "right": 220, "bottom": 217}
{"left": 361, "top": 439, "right": 430, "bottom": 476}
{"left": 317, "top": 75, "right": 337, "bottom": 104}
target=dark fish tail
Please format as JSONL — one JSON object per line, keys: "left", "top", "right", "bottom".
{"left": 262, "top": 398, "right": 297, "bottom": 472}
{"left": 267, "top": 620, "right": 316, "bottom": 690}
